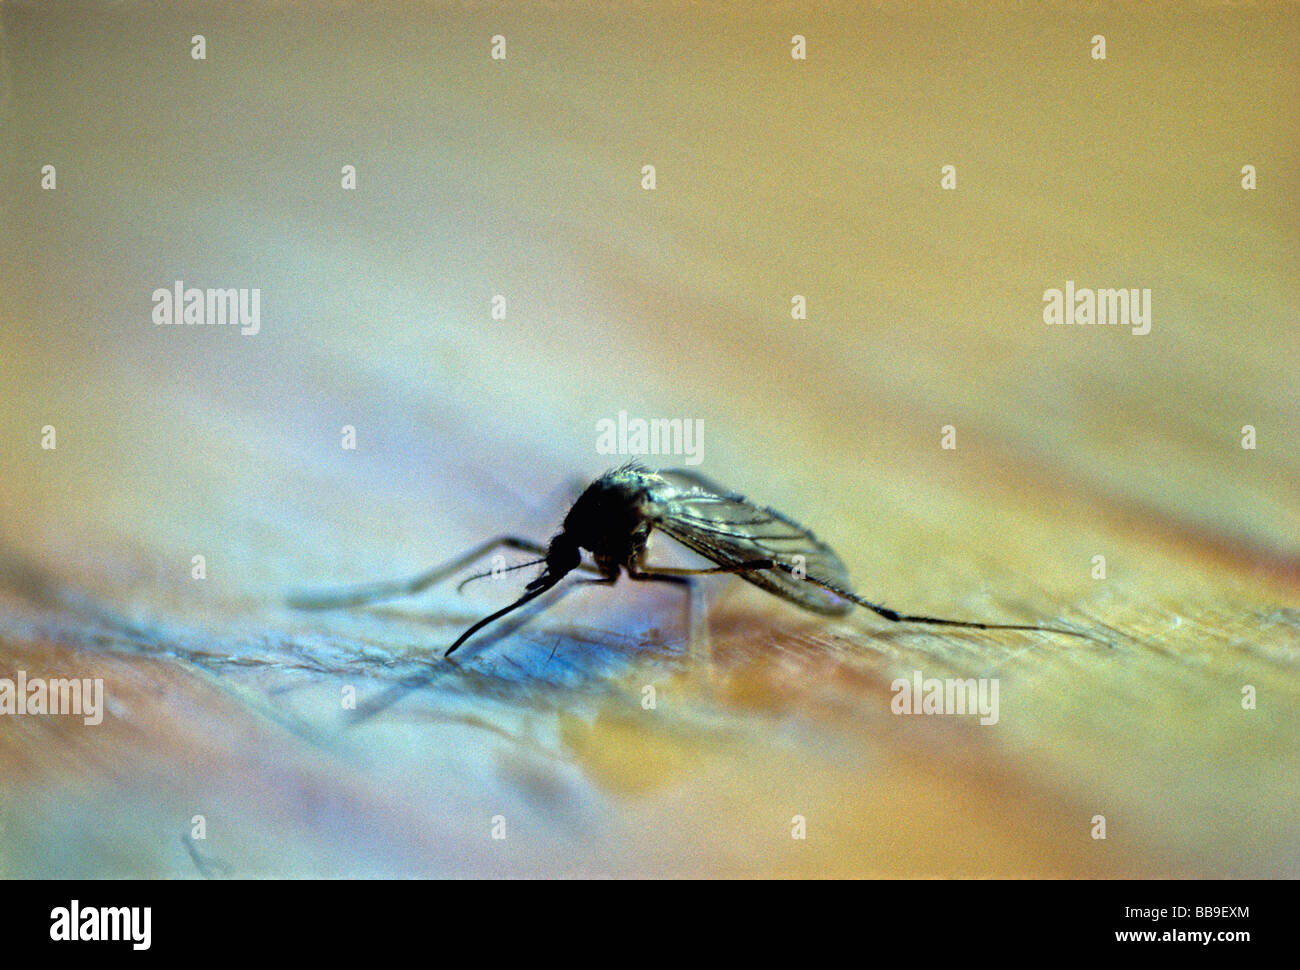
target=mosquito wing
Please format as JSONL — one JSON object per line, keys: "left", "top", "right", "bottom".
{"left": 645, "top": 469, "right": 855, "bottom": 616}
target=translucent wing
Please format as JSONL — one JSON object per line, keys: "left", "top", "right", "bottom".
{"left": 644, "top": 469, "right": 854, "bottom": 616}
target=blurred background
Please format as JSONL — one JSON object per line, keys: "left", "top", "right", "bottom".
{"left": 0, "top": 0, "right": 1297, "bottom": 877}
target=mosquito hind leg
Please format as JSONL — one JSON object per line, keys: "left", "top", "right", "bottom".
{"left": 771, "top": 564, "right": 1094, "bottom": 640}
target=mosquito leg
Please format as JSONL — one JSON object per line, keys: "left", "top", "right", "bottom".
{"left": 627, "top": 559, "right": 777, "bottom": 658}
{"left": 627, "top": 559, "right": 774, "bottom": 578}
{"left": 636, "top": 558, "right": 1092, "bottom": 641}
{"left": 686, "top": 575, "right": 711, "bottom": 670}
{"left": 626, "top": 565, "right": 719, "bottom": 668}
{"left": 287, "top": 536, "right": 551, "bottom": 610}
{"left": 773, "top": 564, "right": 1095, "bottom": 641}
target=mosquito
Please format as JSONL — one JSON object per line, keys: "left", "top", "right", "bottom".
{"left": 287, "top": 463, "right": 1091, "bottom": 656}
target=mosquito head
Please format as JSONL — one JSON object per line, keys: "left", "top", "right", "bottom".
{"left": 528, "top": 532, "right": 581, "bottom": 590}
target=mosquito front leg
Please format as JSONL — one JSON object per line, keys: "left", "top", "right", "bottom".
{"left": 286, "top": 535, "right": 551, "bottom": 610}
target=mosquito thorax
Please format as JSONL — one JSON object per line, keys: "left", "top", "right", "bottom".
{"left": 561, "top": 469, "right": 654, "bottom": 572}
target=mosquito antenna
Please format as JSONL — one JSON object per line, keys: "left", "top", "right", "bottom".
{"left": 455, "top": 558, "right": 546, "bottom": 593}
{"left": 786, "top": 566, "right": 1095, "bottom": 641}
{"left": 444, "top": 573, "right": 563, "bottom": 657}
